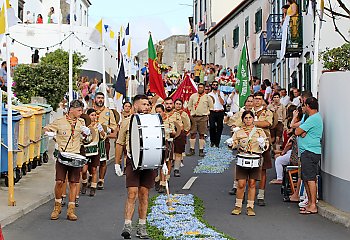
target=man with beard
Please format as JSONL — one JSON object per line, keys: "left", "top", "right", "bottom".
{"left": 187, "top": 83, "right": 214, "bottom": 157}
{"left": 208, "top": 80, "right": 225, "bottom": 147}
{"left": 93, "top": 92, "right": 118, "bottom": 190}
{"left": 114, "top": 95, "right": 157, "bottom": 239}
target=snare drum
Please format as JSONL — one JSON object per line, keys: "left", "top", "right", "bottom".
{"left": 129, "top": 114, "right": 165, "bottom": 170}
{"left": 57, "top": 152, "right": 88, "bottom": 168}
{"left": 99, "top": 140, "right": 107, "bottom": 161}
{"left": 236, "top": 152, "right": 261, "bottom": 168}
{"left": 85, "top": 142, "right": 99, "bottom": 156}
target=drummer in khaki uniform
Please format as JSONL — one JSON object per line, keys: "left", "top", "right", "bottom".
{"left": 173, "top": 98, "right": 191, "bottom": 177}
{"left": 187, "top": 83, "right": 214, "bottom": 157}
{"left": 230, "top": 110, "right": 269, "bottom": 216}
{"left": 114, "top": 95, "right": 156, "bottom": 239}
{"left": 252, "top": 92, "right": 273, "bottom": 206}
{"left": 44, "top": 100, "right": 91, "bottom": 221}
{"left": 93, "top": 92, "right": 118, "bottom": 190}
{"left": 155, "top": 103, "right": 176, "bottom": 193}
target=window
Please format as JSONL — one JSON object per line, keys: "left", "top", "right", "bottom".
{"left": 245, "top": 17, "right": 249, "bottom": 39}
{"left": 233, "top": 26, "right": 239, "bottom": 48}
{"left": 255, "top": 9, "right": 262, "bottom": 33}
{"left": 221, "top": 36, "right": 226, "bottom": 57}
{"left": 177, "top": 43, "right": 186, "bottom": 53}
{"left": 253, "top": 63, "right": 261, "bottom": 80}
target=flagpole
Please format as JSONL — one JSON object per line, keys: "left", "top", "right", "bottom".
{"left": 128, "top": 39, "right": 132, "bottom": 102}
{"left": 312, "top": 1, "right": 322, "bottom": 97}
{"left": 4, "top": 1, "right": 16, "bottom": 206}
{"left": 68, "top": 0, "right": 74, "bottom": 103}
{"left": 244, "top": 37, "right": 253, "bottom": 92}
{"left": 102, "top": 18, "right": 107, "bottom": 104}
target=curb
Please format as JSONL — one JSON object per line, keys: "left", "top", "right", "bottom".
{"left": 318, "top": 200, "right": 350, "bottom": 228}
{"left": 0, "top": 156, "right": 115, "bottom": 228}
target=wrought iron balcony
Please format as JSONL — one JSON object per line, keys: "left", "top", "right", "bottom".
{"left": 258, "top": 31, "right": 277, "bottom": 64}
{"left": 266, "top": 14, "right": 283, "bottom": 50}
{"left": 284, "top": 15, "right": 303, "bottom": 58}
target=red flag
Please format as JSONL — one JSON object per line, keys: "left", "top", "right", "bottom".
{"left": 171, "top": 74, "right": 197, "bottom": 111}
{"left": 0, "top": 224, "right": 4, "bottom": 240}
{"left": 148, "top": 34, "right": 166, "bottom": 100}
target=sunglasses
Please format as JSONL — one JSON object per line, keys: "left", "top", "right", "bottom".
{"left": 212, "top": 84, "right": 218, "bottom": 86}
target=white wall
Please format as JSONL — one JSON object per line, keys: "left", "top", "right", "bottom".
{"left": 6, "top": 24, "right": 117, "bottom": 79}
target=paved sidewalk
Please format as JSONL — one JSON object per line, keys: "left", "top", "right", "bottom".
{"left": 0, "top": 140, "right": 115, "bottom": 228}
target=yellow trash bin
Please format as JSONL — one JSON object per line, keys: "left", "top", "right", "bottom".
{"left": 11, "top": 106, "right": 34, "bottom": 173}
{"left": 21, "top": 105, "right": 45, "bottom": 170}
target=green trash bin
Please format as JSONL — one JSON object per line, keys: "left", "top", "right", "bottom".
{"left": 28, "top": 103, "right": 53, "bottom": 163}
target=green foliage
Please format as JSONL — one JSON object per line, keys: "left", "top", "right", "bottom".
{"left": 320, "top": 43, "right": 350, "bottom": 71}
{"left": 13, "top": 64, "right": 68, "bottom": 109}
{"left": 40, "top": 49, "right": 87, "bottom": 81}
{"left": 12, "top": 49, "right": 86, "bottom": 109}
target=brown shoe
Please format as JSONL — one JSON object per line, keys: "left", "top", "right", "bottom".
{"left": 231, "top": 206, "right": 242, "bottom": 215}
{"left": 199, "top": 149, "right": 205, "bottom": 157}
{"left": 67, "top": 204, "right": 78, "bottom": 221}
{"left": 81, "top": 183, "right": 88, "bottom": 194}
{"left": 89, "top": 187, "right": 96, "bottom": 197}
{"left": 186, "top": 148, "right": 195, "bottom": 156}
{"left": 246, "top": 207, "right": 256, "bottom": 216}
{"left": 50, "top": 201, "right": 62, "bottom": 220}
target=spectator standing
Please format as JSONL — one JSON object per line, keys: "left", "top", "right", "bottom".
{"left": 0, "top": 61, "right": 7, "bottom": 91}
{"left": 48, "top": 7, "right": 58, "bottom": 24}
{"left": 128, "top": 75, "right": 139, "bottom": 99}
{"left": 263, "top": 79, "right": 272, "bottom": 101}
{"left": 208, "top": 80, "right": 225, "bottom": 147}
{"left": 280, "top": 88, "right": 290, "bottom": 106}
{"left": 24, "top": 11, "right": 33, "bottom": 24}
{"left": 253, "top": 78, "right": 261, "bottom": 93}
{"left": 183, "top": 58, "right": 191, "bottom": 73}
{"left": 292, "top": 88, "right": 301, "bottom": 107}
{"left": 10, "top": 52, "right": 18, "bottom": 68}
{"left": 36, "top": 14, "right": 43, "bottom": 24}
{"left": 32, "top": 49, "right": 40, "bottom": 63}
{"left": 194, "top": 60, "right": 203, "bottom": 83}
{"left": 296, "top": 97, "right": 323, "bottom": 214}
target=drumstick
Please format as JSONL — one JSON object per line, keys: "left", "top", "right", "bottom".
{"left": 165, "top": 179, "right": 172, "bottom": 207}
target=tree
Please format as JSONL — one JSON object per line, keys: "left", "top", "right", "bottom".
{"left": 13, "top": 49, "right": 87, "bottom": 109}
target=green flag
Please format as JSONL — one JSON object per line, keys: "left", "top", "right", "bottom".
{"left": 236, "top": 42, "right": 250, "bottom": 107}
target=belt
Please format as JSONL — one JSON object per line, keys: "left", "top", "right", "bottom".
{"left": 192, "top": 115, "right": 207, "bottom": 117}
{"left": 211, "top": 110, "right": 224, "bottom": 112}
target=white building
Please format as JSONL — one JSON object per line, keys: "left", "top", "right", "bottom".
{"left": 1, "top": 0, "right": 118, "bottom": 83}
{"left": 191, "top": 0, "right": 243, "bottom": 62}
{"left": 204, "top": 0, "right": 272, "bottom": 80}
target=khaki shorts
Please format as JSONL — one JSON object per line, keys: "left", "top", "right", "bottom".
{"left": 190, "top": 115, "right": 208, "bottom": 135}
{"left": 125, "top": 158, "right": 157, "bottom": 189}
{"left": 55, "top": 161, "right": 81, "bottom": 183}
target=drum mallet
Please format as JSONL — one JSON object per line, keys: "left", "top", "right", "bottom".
{"left": 165, "top": 179, "right": 172, "bottom": 207}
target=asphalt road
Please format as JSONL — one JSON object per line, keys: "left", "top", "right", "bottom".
{"left": 3, "top": 132, "right": 350, "bottom": 240}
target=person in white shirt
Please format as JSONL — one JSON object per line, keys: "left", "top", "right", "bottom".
{"left": 292, "top": 88, "right": 301, "bottom": 107}
{"left": 208, "top": 81, "right": 225, "bottom": 147}
{"left": 280, "top": 88, "right": 290, "bottom": 106}
{"left": 25, "top": 11, "right": 33, "bottom": 24}
{"left": 183, "top": 58, "right": 191, "bottom": 73}
{"left": 226, "top": 89, "right": 239, "bottom": 113}
{"left": 264, "top": 79, "right": 272, "bottom": 101}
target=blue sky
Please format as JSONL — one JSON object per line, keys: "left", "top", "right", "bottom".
{"left": 88, "top": 0, "right": 193, "bottom": 53}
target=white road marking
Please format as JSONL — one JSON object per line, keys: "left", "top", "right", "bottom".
{"left": 182, "top": 176, "right": 198, "bottom": 190}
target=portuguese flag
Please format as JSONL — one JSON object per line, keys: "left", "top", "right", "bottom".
{"left": 148, "top": 34, "right": 166, "bottom": 100}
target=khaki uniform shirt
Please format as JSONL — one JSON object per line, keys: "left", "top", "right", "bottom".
{"left": 96, "top": 107, "right": 118, "bottom": 130}
{"left": 227, "top": 110, "right": 244, "bottom": 127}
{"left": 44, "top": 116, "right": 86, "bottom": 154}
{"left": 176, "top": 110, "right": 191, "bottom": 132}
{"left": 231, "top": 126, "right": 269, "bottom": 154}
{"left": 116, "top": 116, "right": 131, "bottom": 155}
{"left": 253, "top": 107, "right": 273, "bottom": 143}
{"left": 267, "top": 103, "right": 286, "bottom": 122}
{"left": 187, "top": 93, "right": 214, "bottom": 116}
{"left": 162, "top": 112, "right": 176, "bottom": 140}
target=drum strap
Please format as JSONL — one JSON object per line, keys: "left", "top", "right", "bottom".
{"left": 61, "top": 122, "right": 77, "bottom": 152}
{"left": 243, "top": 127, "right": 257, "bottom": 152}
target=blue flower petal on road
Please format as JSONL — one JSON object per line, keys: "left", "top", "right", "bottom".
{"left": 148, "top": 194, "right": 231, "bottom": 239}
{"left": 194, "top": 135, "right": 234, "bottom": 174}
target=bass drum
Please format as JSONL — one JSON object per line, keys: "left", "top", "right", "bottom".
{"left": 129, "top": 114, "right": 165, "bottom": 170}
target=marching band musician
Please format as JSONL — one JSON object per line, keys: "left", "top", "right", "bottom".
{"left": 44, "top": 100, "right": 91, "bottom": 221}
{"left": 229, "top": 110, "right": 269, "bottom": 216}
{"left": 187, "top": 83, "right": 214, "bottom": 157}
{"left": 252, "top": 92, "right": 273, "bottom": 207}
{"left": 114, "top": 95, "right": 156, "bottom": 239}
{"left": 155, "top": 103, "right": 176, "bottom": 193}
{"left": 93, "top": 92, "right": 118, "bottom": 190}
{"left": 173, "top": 98, "right": 191, "bottom": 177}
{"left": 81, "top": 109, "right": 107, "bottom": 197}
